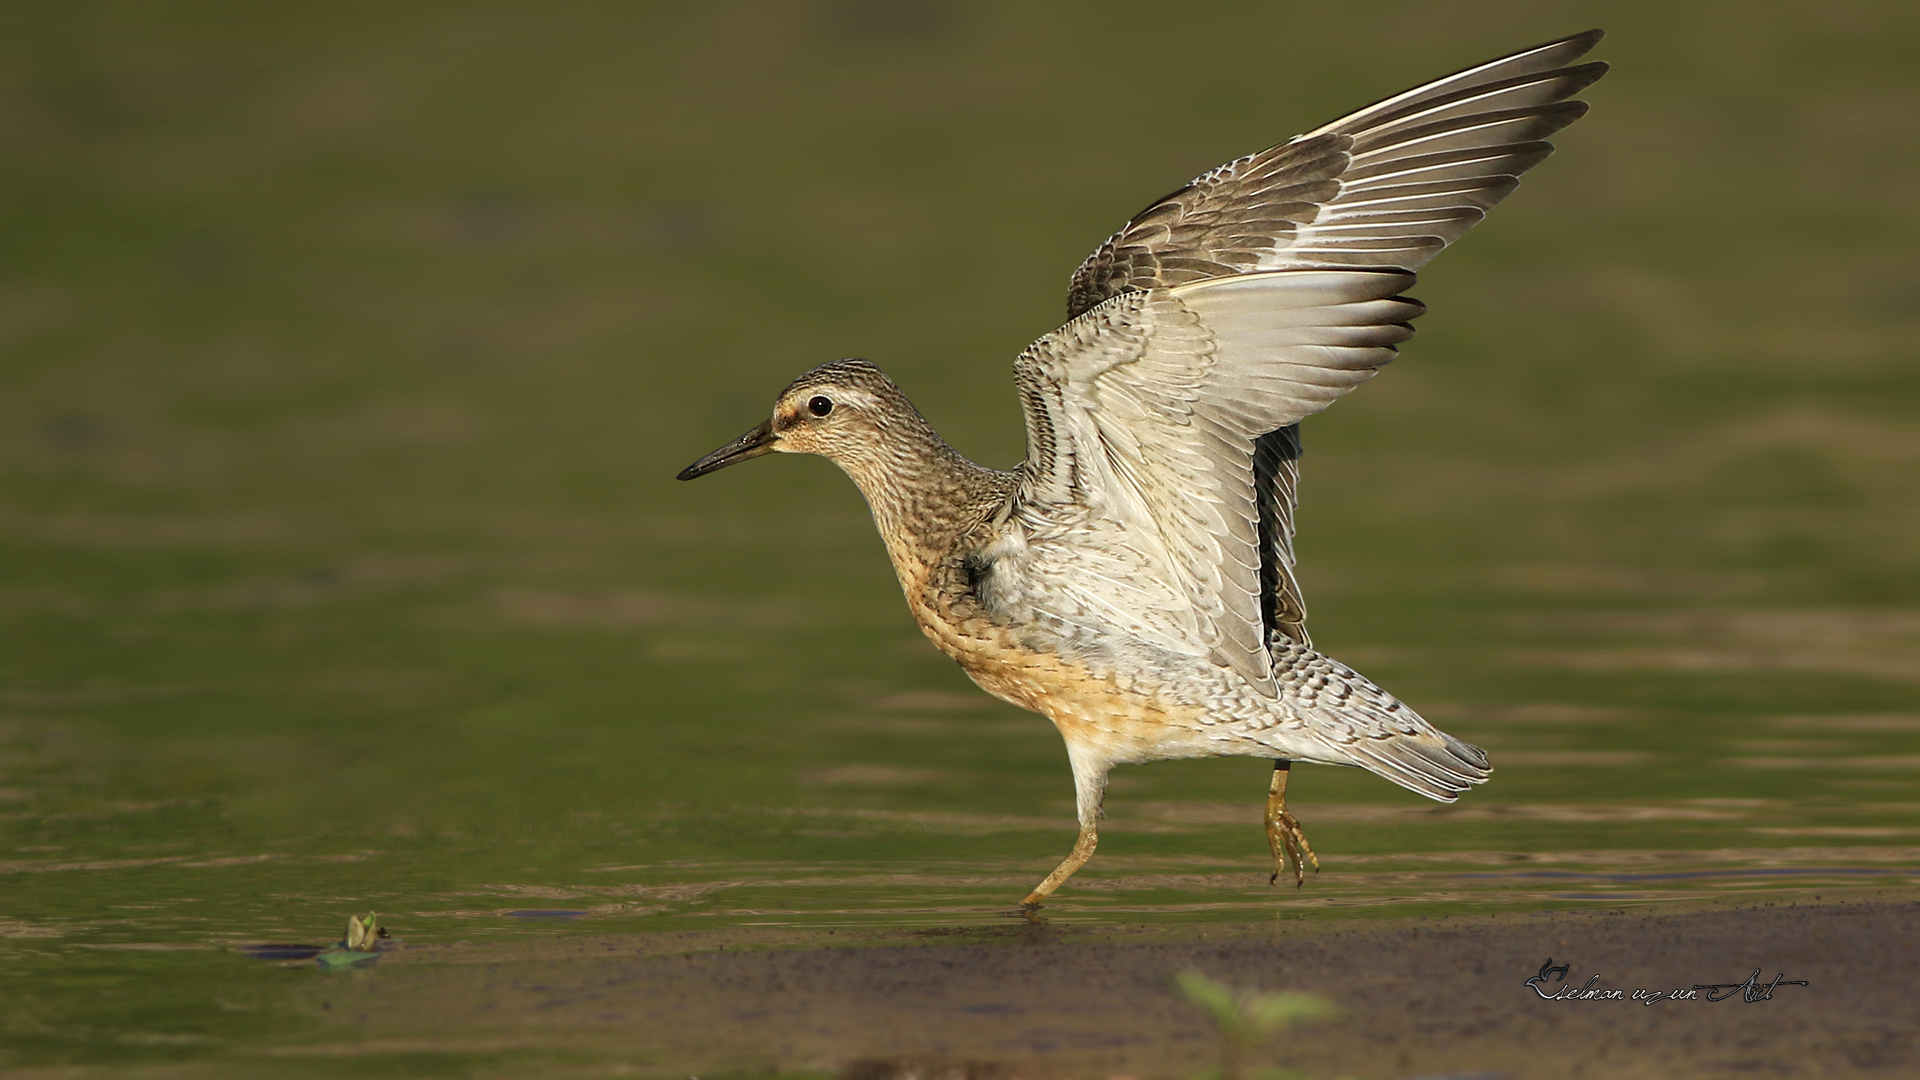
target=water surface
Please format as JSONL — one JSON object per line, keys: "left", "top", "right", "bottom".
{"left": 3, "top": 2, "right": 1918, "bottom": 1072}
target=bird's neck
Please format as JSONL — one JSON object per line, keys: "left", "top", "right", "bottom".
{"left": 830, "top": 408, "right": 1013, "bottom": 592}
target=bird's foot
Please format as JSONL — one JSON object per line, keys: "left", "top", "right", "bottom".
{"left": 1266, "top": 808, "right": 1320, "bottom": 888}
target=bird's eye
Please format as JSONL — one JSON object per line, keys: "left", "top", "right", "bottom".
{"left": 808, "top": 395, "right": 833, "bottom": 417}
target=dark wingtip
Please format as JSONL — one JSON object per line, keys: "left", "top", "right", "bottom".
{"left": 1523, "top": 28, "right": 1605, "bottom": 67}
{"left": 1559, "top": 28, "right": 1605, "bottom": 53}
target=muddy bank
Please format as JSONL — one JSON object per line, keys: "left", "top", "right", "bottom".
{"left": 275, "top": 895, "right": 1918, "bottom": 1079}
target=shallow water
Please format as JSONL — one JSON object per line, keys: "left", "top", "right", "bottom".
{"left": 3, "top": 2, "right": 1919, "bottom": 1072}
{"left": 7, "top": 649, "right": 1919, "bottom": 945}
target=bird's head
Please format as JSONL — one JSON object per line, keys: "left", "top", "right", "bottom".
{"left": 675, "top": 359, "right": 909, "bottom": 480}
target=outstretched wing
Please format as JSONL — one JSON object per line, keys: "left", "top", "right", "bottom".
{"left": 1067, "top": 30, "right": 1606, "bottom": 316}
{"left": 1031, "top": 31, "right": 1604, "bottom": 658}
{"left": 1003, "top": 270, "right": 1423, "bottom": 694}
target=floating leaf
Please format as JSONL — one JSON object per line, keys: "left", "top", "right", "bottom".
{"left": 314, "top": 948, "right": 379, "bottom": 971}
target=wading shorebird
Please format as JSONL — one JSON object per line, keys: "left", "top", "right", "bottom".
{"left": 679, "top": 32, "right": 1606, "bottom": 908}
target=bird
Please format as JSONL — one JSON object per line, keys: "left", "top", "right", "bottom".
{"left": 678, "top": 31, "right": 1607, "bottom": 908}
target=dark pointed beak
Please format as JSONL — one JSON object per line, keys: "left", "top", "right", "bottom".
{"left": 676, "top": 419, "right": 779, "bottom": 480}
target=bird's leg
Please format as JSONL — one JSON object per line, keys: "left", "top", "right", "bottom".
{"left": 1020, "top": 823, "right": 1097, "bottom": 909}
{"left": 1265, "top": 759, "right": 1319, "bottom": 887}
{"left": 1022, "top": 750, "right": 1107, "bottom": 909}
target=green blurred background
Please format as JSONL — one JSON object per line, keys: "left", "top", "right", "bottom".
{"left": 2, "top": 0, "right": 1917, "bottom": 1070}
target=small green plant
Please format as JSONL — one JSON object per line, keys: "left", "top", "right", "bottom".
{"left": 315, "top": 913, "right": 389, "bottom": 970}
{"left": 1175, "top": 968, "right": 1337, "bottom": 1080}
{"left": 344, "top": 913, "right": 383, "bottom": 952}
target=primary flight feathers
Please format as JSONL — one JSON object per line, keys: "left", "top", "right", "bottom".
{"left": 1066, "top": 29, "right": 1606, "bottom": 316}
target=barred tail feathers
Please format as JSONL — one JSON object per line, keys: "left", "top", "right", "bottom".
{"left": 1267, "top": 639, "right": 1491, "bottom": 801}
{"left": 1338, "top": 726, "right": 1491, "bottom": 802}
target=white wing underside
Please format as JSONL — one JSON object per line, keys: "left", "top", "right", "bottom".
{"left": 997, "top": 32, "right": 1605, "bottom": 696}
{"left": 1003, "top": 271, "right": 1419, "bottom": 693}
